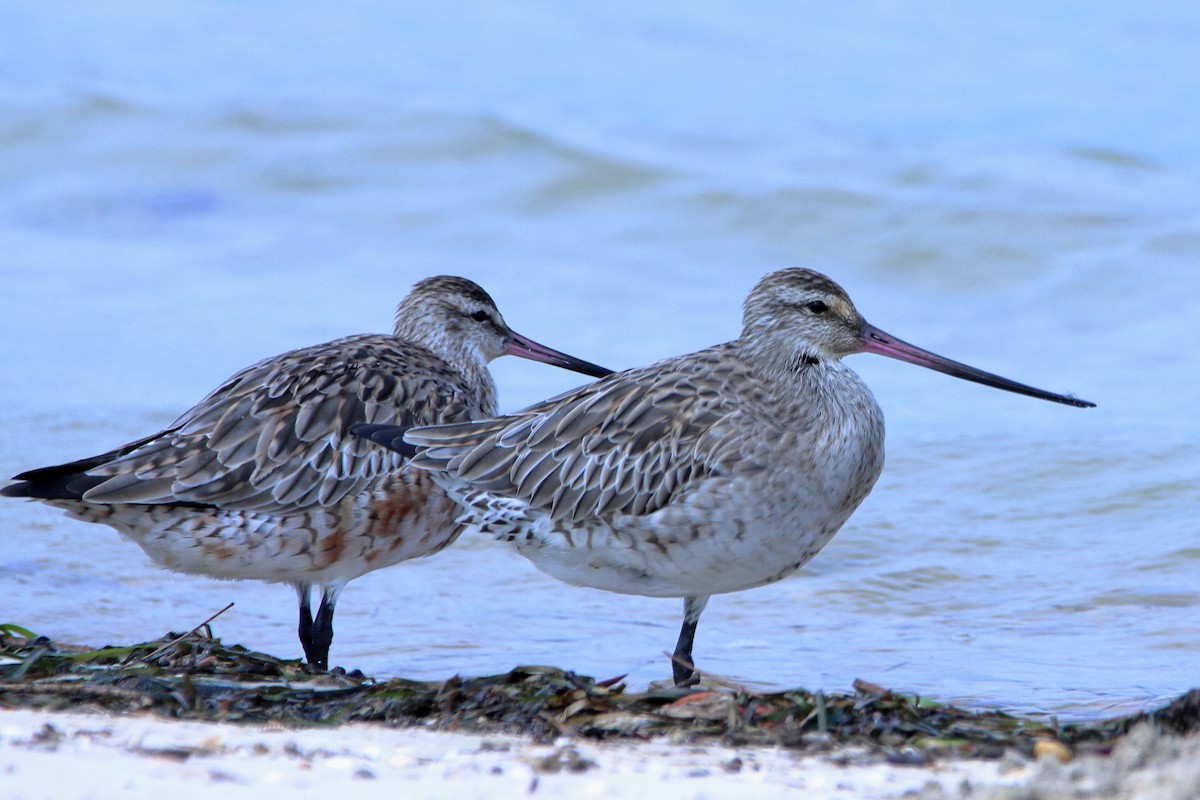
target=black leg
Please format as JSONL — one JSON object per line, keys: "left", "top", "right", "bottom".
{"left": 294, "top": 582, "right": 319, "bottom": 665}
{"left": 309, "top": 584, "right": 344, "bottom": 672}
{"left": 671, "top": 595, "right": 709, "bottom": 686}
{"left": 672, "top": 619, "right": 699, "bottom": 686}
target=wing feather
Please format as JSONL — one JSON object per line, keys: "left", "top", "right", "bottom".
{"left": 409, "top": 344, "right": 754, "bottom": 522}
{"left": 81, "top": 334, "right": 485, "bottom": 513}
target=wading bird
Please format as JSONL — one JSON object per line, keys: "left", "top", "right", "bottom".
{"left": 3, "top": 276, "right": 611, "bottom": 670}
{"left": 353, "top": 269, "right": 1093, "bottom": 685}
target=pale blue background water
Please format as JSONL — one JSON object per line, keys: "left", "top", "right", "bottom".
{"left": 1, "top": 2, "right": 1196, "bottom": 718}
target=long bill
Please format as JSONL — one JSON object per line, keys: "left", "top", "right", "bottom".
{"left": 860, "top": 323, "right": 1095, "bottom": 408}
{"left": 505, "top": 331, "right": 614, "bottom": 379}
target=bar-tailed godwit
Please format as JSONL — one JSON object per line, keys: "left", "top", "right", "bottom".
{"left": 3, "top": 276, "right": 611, "bottom": 670}
{"left": 353, "top": 268, "right": 1094, "bottom": 685}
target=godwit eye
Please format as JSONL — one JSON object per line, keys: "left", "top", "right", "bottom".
{"left": 469, "top": 310, "right": 492, "bottom": 323}
{"left": 805, "top": 300, "right": 829, "bottom": 314}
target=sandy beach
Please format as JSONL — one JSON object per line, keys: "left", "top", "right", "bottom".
{"left": 0, "top": 706, "right": 1009, "bottom": 799}
{"left": 3, "top": 705, "right": 1198, "bottom": 800}
{"left": 1, "top": 630, "right": 1197, "bottom": 799}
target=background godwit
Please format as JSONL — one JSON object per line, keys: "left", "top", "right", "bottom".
{"left": 355, "top": 268, "right": 1094, "bottom": 685}
{"left": 2, "top": 276, "right": 611, "bottom": 670}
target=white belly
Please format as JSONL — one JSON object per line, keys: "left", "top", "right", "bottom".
{"left": 46, "top": 471, "right": 463, "bottom": 585}
{"left": 501, "top": 440, "right": 882, "bottom": 599}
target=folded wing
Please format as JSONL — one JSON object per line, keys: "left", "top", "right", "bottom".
{"left": 75, "top": 335, "right": 476, "bottom": 513}
{"left": 407, "top": 346, "right": 760, "bottom": 523}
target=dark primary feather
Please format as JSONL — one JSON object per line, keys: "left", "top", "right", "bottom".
{"left": 2, "top": 430, "right": 168, "bottom": 501}
{"left": 350, "top": 424, "right": 419, "bottom": 459}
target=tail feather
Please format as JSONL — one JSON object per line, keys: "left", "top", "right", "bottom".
{"left": 2, "top": 429, "right": 169, "bottom": 502}
{"left": 1, "top": 473, "right": 106, "bottom": 501}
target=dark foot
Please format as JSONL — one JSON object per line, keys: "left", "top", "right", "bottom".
{"left": 672, "top": 657, "right": 700, "bottom": 687}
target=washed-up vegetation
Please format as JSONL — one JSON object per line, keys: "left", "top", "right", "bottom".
{"left": 1, "top": 623, "right": 1194, "bottom": 764}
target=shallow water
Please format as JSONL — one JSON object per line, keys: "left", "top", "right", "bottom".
{"left": 1, "top": 2, "right": 1197, "bottom": 719}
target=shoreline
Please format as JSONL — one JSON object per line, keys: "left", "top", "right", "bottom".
{"left": 2, "top": 631, "right": 1197, "bottom": 799}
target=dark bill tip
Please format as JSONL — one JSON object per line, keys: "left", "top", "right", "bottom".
{"left": 860, "top": 324, "right": 1096, "bottom": 409}
{"left": 505, "top": 331, "right": 613, "bottom": 379}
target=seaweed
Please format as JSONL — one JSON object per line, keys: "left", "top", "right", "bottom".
{"left": 0, "top": 625, "right": 1194, "bottom": 761}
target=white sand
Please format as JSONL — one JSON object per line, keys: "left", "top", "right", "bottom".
{"left": 0, "top": 707, "right": 1017, "bottom": 800}
{"left": 6, "top": 707, "right": 1198, "bottom": 799}
{"left": 916, "top": 724, "right": 1200, "bottom": 800}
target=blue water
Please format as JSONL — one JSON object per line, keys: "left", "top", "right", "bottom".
{"left": 1, "top": 2, "right": 1196, "bottom": 718}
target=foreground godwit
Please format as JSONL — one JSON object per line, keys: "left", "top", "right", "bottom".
{"left": 2, "top": 276, "right": 611, "bottom": 670}
{"left": 354, "top": 268, "right": 1094, "bottom": 685}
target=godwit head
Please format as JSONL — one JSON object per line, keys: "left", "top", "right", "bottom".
{"left": 741, "top": 268, "right": 1094, "bottom": 407}
{"left": 395, "top": 276, "right": 611, "bottom": 380}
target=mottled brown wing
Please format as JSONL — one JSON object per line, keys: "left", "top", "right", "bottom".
{"left": 408, "top": 345, "right": 759, "bottom": 523}
{"left": 83, "top": 334, "right": 479, "bottom": 513}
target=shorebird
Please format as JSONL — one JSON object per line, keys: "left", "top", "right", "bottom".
{"left": 353, "top": 268, "right": 1095, "bottom": 685}
{"left": 2, "top": 276, "right": 611, "bottom": 670}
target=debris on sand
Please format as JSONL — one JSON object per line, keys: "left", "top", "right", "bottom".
{"left": 1, "top": 627, "right": 1194, "bottom": 763}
